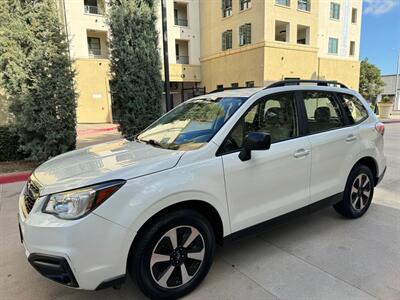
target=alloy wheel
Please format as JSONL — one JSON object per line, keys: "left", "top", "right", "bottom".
{"left": 350, "top": 173, "right": 371, "bottom": 211}
{"left": 150, "top": 225, "right": 205, "bottom": 289}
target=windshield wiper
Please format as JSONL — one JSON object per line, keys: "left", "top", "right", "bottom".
{"left": 137, "top": 138, "right": 166, "bottom": 149}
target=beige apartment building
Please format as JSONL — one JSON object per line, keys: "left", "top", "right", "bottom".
{"left": 201, "top": 0, "right": 362, "bottom": 92}
{"left": 57, "top": 0, "right": 362, "bottom": 123}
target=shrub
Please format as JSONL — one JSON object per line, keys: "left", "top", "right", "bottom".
{"left": 381, "top": 96, "right": 393, "bottom": 104}
{"left": 0, "top": 126, "right": 24, "bottom": 161}
{"left": 108, "top": 0, "right": 163, "bottom": 139}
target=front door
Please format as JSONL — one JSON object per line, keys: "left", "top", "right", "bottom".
{"left": 220, "top": 92, "right": 311, "bottom": 232}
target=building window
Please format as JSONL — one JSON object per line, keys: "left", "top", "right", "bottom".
{"left": 174, "top": 2, "right": 188, "bottom": 27}
{"left": 328, "top": 37, "right": 338, "bottom": 54}
{"left": 239, "top": 23, "right": 251, "bottom": 46}
{"left": 84, "top": 0, "right": 103, "bottom": 15}
{"left": 298, "top": 0, "right": 310, "bottom": 11}
{"left": 222, "top": 0, "right": 232, "bottom": 17}
{"left": 351, "top": 8, "right": 357, "bottom": 23}
{"left": 275, "top": 20, "right": 289, "bottom": 42}
{"left": 217, "top": 84, "right": 224, "bottom": 90}
{"left": 231, "top": 82, "right": 239, "bottom": 88}
{"left": 297, "top": 25, "right": 310, "bottom": 45}
{"left": 330, "top": 2, "right": 340, "bottom": 20}
{"left": 222, "top": 30, "right": 233, "bottom": 50}
{"left": 349, "top": 41, "right": 355, "bottom": 56}
{"left": 246, "top": 81, "right": 255, "bottom": 87}
{"left": 240, "top": 0, "right": 251, "bottom": 10}
{"left": 175, "top": 40, "right": 189, "bottom": 64}
{"left": 87, "top": 37, "right": 101, "bottom": 57}
{"left": 276, "top": 0, "right": 290, "bottom": 6}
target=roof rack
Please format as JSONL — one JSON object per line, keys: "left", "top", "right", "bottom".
{"left": 265, "top": 80, "right": 348, "bottom": 89}
{"left": 208, "top": 86, "right": 255, "bottom": 94}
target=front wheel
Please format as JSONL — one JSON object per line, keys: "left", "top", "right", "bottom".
{"left": 334, "top": 164, "right": 374, "bottom": 218}
{"left": 129, "top": 209, "right": 215, "bottom": 299}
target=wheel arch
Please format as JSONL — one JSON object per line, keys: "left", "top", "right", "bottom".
{"left": 353, "top": 156, "right": 379, "bottom": 185}
{"left": 127, "top": 200, "right": 225, "bottom": 266}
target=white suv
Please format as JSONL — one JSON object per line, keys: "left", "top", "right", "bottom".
{"left": 19, "top": 80, "right": 386, "bottom": 299}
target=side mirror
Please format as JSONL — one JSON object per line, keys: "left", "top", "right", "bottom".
{"left": 238, "top": 132, "right": 271, "bottom": 162}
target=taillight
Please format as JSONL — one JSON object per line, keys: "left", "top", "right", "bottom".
{"left": 375, "top": 122, "right": 385, "bottom": 136}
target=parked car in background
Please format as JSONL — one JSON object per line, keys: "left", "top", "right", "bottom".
{"left": 18, "top": 80, "right": 386, "bottom": 299}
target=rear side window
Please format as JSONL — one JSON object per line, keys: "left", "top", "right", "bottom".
{"left": 337, "top": 93, "right": 368, "bottom": 124}
{"left": 303, "top": 91, "right": 344, "bottom": 134}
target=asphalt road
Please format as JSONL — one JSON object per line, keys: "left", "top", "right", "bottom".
{"left": 1, "top": 123, "right": 399, "bottom": 300}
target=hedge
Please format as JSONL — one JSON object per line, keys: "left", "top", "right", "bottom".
{"left": 0, "top": 126, "right": 24, "bottom": 161}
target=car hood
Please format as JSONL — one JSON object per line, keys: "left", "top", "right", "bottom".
{"left": 33, "top": 139, "right": 184, "bottom": 195}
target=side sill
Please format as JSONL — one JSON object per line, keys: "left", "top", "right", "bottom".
{"left": 224, "top": 192, "right": 343, "bottom": 242}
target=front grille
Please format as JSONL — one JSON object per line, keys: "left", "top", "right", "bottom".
{"left": 24, "top": 179, "right": 40, "bottom": 214}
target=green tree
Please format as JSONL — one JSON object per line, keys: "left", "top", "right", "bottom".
{"left": 108, "top": 0, "right": 163, "bottom": 139}
{"left": 0, "top": 0, "right": 77, "bottom": 161}
{"left": 359, "top": 58, "right": 384, "bottom": 102}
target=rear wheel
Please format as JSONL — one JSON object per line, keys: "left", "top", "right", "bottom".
{"left": 334, "top": 164, "right": 374, "bottom": 218}
{"left": 129, "top": 209, "right": 215, "bottom": 299}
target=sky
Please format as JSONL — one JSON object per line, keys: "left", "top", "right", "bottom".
{"left": 361, "top": 0, "right": 400, "bottom": 75}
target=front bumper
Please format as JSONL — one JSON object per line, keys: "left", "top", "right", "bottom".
{"left": 18, "top": 191, "right": 135, "bottom": 290}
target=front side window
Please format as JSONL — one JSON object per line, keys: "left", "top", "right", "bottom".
{"left": 330, "top": 2, "right": 340, "bottom": 20}
{"left": 328, "top": 37, "right": 338, "bottom": 54}
{"left": 222, "top": 30, "right": 233, "bottom": 50}
{"left": 303, "top": 91, "right": 344, "bottom": 133}
{"left": 240, "top": 0, "right": 251, "bottom": 10}
{"left": 338, "top": 93, "right": 368, "bottom": 124}
{"left": 221, "top": 93, "right": 299, "bottom": 153}
{"left": 239, "top": 23, "right": 251, "bottom": 46}
{"left": 137, "top": 97, "right": 247, "bottom": 151}
{"left": 222, "top": 0, "right": 232, "bottom": 17}
{"left": 298, "top": 0, "right": 310, "bottom": 11}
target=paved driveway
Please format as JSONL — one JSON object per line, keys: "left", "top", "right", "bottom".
{"left": 1, "top": 124, "right": 399, "bottom": 300}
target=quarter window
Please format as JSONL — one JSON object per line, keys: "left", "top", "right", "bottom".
{"left": 221, "top": 93, "right": 299, "bottom": 153}
{"left": 338, "top": 94, "right": 368, "bottom": 124}
{"left": 303, "top": 91, "right": 344, "bottom": 133}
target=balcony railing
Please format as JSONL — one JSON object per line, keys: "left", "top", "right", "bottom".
{"left": 88, "top": 49, "right": 108, "bottom": 58}
{"left": 84, "top": 5, "right": 102, "bottom": 15}
{"left": 176, "top": 55, "right": 189, "bottom": 64}
{"left": 174, "top": 18, "right": 188, "bottom": 27}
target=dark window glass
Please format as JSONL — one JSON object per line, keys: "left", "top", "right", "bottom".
{"left": 221, "top": 92, "right": 299, "bottom": 153}
{"left": 338, "top": 94, "right": 368, "bottom": 124}
{"left": 303, "top": 91, "right": 344, "bottom": 133}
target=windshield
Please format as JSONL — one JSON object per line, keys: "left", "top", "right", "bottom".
{"left": 137, "top": 97, "right": 247, "bottom": 150}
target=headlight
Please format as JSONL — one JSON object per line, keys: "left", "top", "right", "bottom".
{"left": 42, "top": 180, "right": 125, "bottom": 220}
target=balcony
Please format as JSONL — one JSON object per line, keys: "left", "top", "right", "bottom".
{"left": 175, "top": 40, "right": 189, "bottom": 64}
{"left": 84, "top": 0, "right": 105, "bottom": 15}
{"left": 87, "top": 30, "right": 108, "bottom": 59}
{"left": 174, "top": 2, "right": 188, "bottom": 27}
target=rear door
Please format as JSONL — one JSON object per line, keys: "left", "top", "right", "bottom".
{"left": 302, "top": 91, "right": 360, "bottom": 203}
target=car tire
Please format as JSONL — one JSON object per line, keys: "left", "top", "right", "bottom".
{"left": 334, "top": 164, "right": 374, "bottom": 218}
{"left": 129, "top": 209, "right": 215, "bottom": 300}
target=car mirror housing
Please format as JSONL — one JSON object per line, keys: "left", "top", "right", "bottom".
{"left": 238, "top": 132, "right": 271, "bottom": 161}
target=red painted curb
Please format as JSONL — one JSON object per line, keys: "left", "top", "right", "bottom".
{"left": 0, "top": 172, "right": 31, "bottom": 184}
{"left": 77, "top": 126, "right": 119, "bottom": 137}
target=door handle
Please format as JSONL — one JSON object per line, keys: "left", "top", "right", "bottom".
{"left": 346, "top": 135, "right": 357, "bottom": 142}
{"left": 293, "top": 149, "right": 310, "bottom": 158}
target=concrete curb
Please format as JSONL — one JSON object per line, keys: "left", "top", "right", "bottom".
{"left": 381, "top": 120, "right": 400, "bottom": 124}
{"left": 0, "top": 172, "right": 31, "bottom": 184}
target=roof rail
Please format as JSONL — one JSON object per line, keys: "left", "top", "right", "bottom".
{"left": 208, "top": 86, "right": 254, "bottom": 94}
{"left": 265, "top": 80, "right": 348, "bottom": 89}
